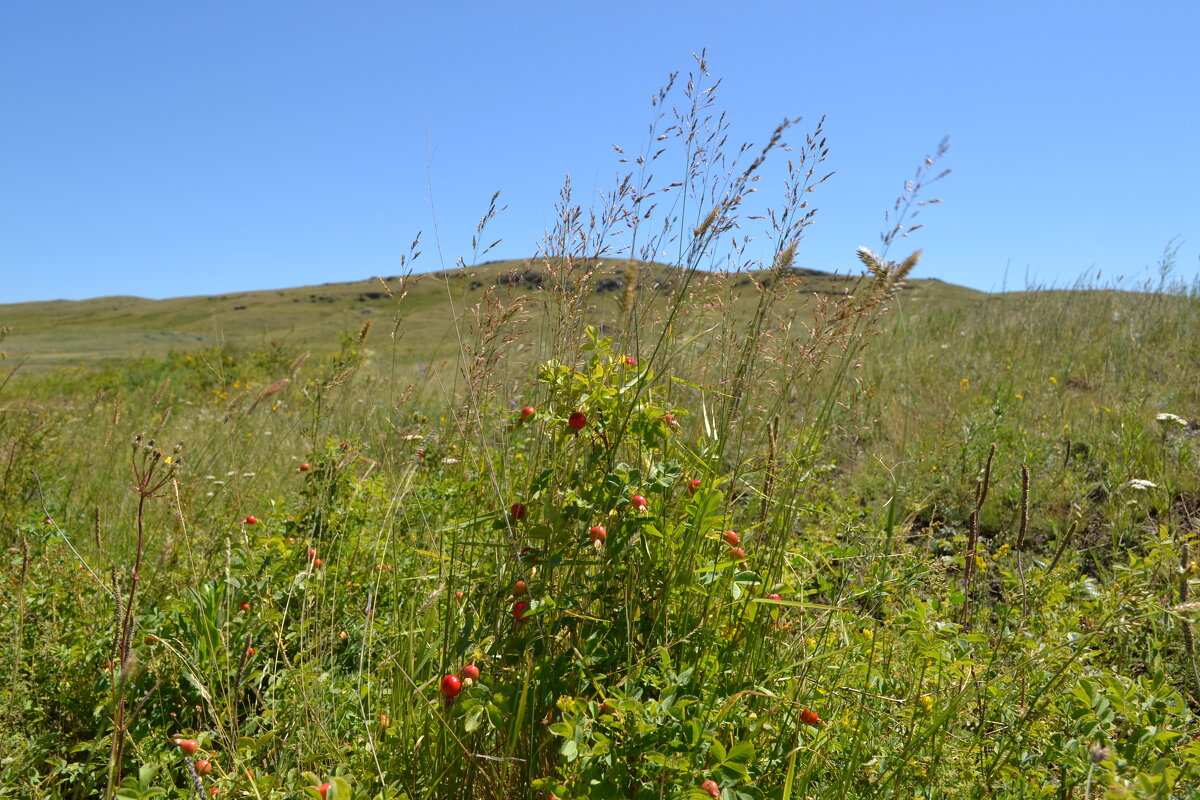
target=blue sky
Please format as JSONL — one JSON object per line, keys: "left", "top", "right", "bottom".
{"left": 3, "top": 1, "right": 1198, "bottom": 303}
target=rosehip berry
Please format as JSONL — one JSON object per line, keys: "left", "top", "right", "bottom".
{"left": 722, "top": 530, "right": 739, "bottom": 546}
{"left": 623, "top": 355, "right": 638, "bottom": 366}
{"left": 688, "top": 479, "right": 702, "bottom": 496}
{"left": 512, "top": 600, "right": 530, "bottom": 622}
{"left": 440, "top": 674, "right": 462, "bottom": 698}
{"left": 240, "top": 602, "right": 250, "bottom": 611}
{"left": 307, "top": 548, "right": 317, "bottom": 560}
{"left": 567, "top": 411, "right": 587, "bottom": 431}
{"left": 454, "top": 590, "right": 465, "bottom": 600}
{"left": 630, "top": 495, "right": 648, "bottom": 510}
{"left": 314, "top": 783, "right": 331, "bottom": 800}
{"left": 800, "top": 708, "right": 820, "bottom": 726}
{"left": 512, "top": 580, "right": 528, "bottom": 597}
{"left": 299, "top": 462, "right": 311, "bottom": 471}
{"left": 730, "top": 547, "right": 747, "bottom": 561}
{"left": 175, "top": 739, "right": 199, "bottom": 755}
{"left": 589, "top": 525, "right": 606, "bottom": 542}
{"left": 312, "top": 558, "right": 323, "bottom": 568}
{"left": 509, "top": 502, "right": 528, "bottom": 520}
{"left": 245, "top": 515, "right": 257, "bottom": 525}
{"left": 461, "top": 663, "right": 481, "bottom": 681}
{"left": 701, "top": 779, "right": 720, "bottom": 798}
{"left": 765, "top": 593, "right": 782, "bottom": 603}
{"left": 194, "top": 759, "right": 212, "bottom": 776}
{"left": 520, "top": 406, "right": 536, "bottom": 420}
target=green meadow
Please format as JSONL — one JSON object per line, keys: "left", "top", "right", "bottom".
{"left": 3, "top": 77, "right": 1200, "bottom": 800}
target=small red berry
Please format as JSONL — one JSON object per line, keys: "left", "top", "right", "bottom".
{"left": 765, "top": 593, "right": 782, "bottom": 603}
{"left": 175, "top": 739, "right": 199, "bottom": 755}
{"left": 631, "top": 495, "right": 648, "bottom": 510}
{"left": 454, "top": 590, "right": 465, "bottom": 600}
{"left": 509, "top": 502, "right": 528, "bottom": 521}
{"left": 43, "top": 517, "right": 52, "bottom": 525}
{"left": 246, "top": 647, "right": 255, "bottom": 656}
{"left": 701, "top": 779, "right": 720, "bottom": 798}
{"left": 240, "top": 602, "right": 250, "bottom": 611}
{"left": 730, "top": 547, "right": 747, "bottom": 561}
{"left": 440, "top": 674, "right": 462, "bottom": 698}
{"left": 245, "top": 515, "right": 257, "bottom": 525}
{"left": 688, "top": 478, "right": 702, "bottom": 496}
{"left": 146, "top": 635, "right": 159, "bottom": 643}
{"left": 722, "top": 530, "right": 739, "bottom": 547}
{"left": 663, "top": 412, "right": 675, "bottom": 426}
{"left": 312, "top": 558, "right": 323, "bottom": 568}
{"left": 314, "top": 783, "right": 331, "bottom": 800}
{"left": 299, "top": 462, "right": 311, "bottom": 471}
{"left": 568, "top": 411, "right": 587, "bottom": 431}
{"left": 520, "top": 406, "right": 536, "bottom": 420}
{"left": 589, "top": 525, "right": 606, "bottom": 542}
{"left": 623, "top": 355, "right": 638, "bottom": 366}
{"left": 512, "top": 580, "right": 528, "bottom": 597}
{"left": 307, "top": 548, "right": 317, "bottom": 560}
{"left": 461, "top": 663, "right": 481, "bottom": 681}
{"left": 194, "top": 759, "right": 212, "bottom": 776}
{"left": 209, "top": 788, "right": 219, "bottom": 797}
{"left": 512, "top": 600, "right": 530, "bottom": 622}
{"left": 800, "top": 708, "right": 821, "bottom": 726}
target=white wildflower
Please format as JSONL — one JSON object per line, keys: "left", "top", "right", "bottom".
{"left": 1122, "top": 479, "right": 1158, "bottom": 491}
{"left": 1156, "top": 413, "right": 1187, "bottom": 426}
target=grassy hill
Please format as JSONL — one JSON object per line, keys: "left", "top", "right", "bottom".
{"left": 0, "top": 258, "right": 985, "bottom": 374}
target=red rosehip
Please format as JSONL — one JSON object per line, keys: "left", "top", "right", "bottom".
{"left": 722, "top": 530, "right": 739, "bottom": 547}
{"left": 314, "top": 783, "right": 331, "bottom": 800}
{"left": 440, "top": 674, "right": 462, "bottom": 698}
{"left": 194, "top": 759, "right": 212, "bottom": 776}
{"left": 240, "top": 602, "right": 250, "bottom": 611}
{"left": 623, "top": 355, "right": 638, "bottom": 366}
{"left": 688, "top": 479, "right": 702, "bottom": 496}
{"left": 663, "top": 412, "right": 676, "bottom": 426}
{"left": 800, "top": 708, "right": 821, "bottom": 726}
{"left": 701, "top": 779, "right": 720, "bottom": 798}
{"left": 307, "top": 548, "right": 317, "bottom": 560}
{"left": 454, "top": 590, "right": 465, "bottom": 600}
{"left": 765, "top": 593, "right": 782, "bottom": 603}
{"left": 630, "top": 495, "right": 648, "bottom": 510}
{"left": 245, "top": 515, "right": 257, "bottom": 525}
{"left": 43, "top": 517, "right": 52, "bottom": 525}
{"left": 246, "top": 647, "right": 255, "bottom": 656}
{"left": 312, "top": 558, "right": 323, "bottom": 568}
{"left": 299, "top": 462, "right": 311, "bottom": 471}
{"left": 520, "top": 406, "right": 536, "bottom": 420}
{"left": 209, "top": 788, "right": 219, "bottom": 797}
{"left": 146, "top": 635, "right": 158, "bottom": 643}
{"left": 512, "top": 580, "right": 528, "bottom": 597}
{"left": 175, "top": 739, "right": 199, "bottom": 755}
{"left": 461, "top": 663, "right": 481, "bottom": 681}
{"left": 509, "top": 502, "right": 528, "bottom": 521}
{"left": 589, "top": 525, "right": 606, "bottom": 542}
{"left": 567, "top": 411, "right": 587, "bottom": 431}
{"left": 730, "top": 547, "right": 747, "bottom": 561}
{"left": 518, "top": 546, "right": 540, "bottom": 562}
{"left": 512, "top": 600, "right": 530, "bottom": 622}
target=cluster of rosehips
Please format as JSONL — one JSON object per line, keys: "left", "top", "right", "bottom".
{"left": 439, "top": 662, "right": 482, "bottom": 699}
{"left": 722, "top": 529, "right": 747, "bottom": 562}
{"left": 174, "top": 738, "right": 215, "bottom": 787}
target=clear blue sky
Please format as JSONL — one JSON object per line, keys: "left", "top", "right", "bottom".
{"left": 3, "top": 1, "right": 1198, "bottom": 303}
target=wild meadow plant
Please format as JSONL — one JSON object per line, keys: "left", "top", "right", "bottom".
{"left": 3, "top": 56, "right": 1200, "bottom": 799}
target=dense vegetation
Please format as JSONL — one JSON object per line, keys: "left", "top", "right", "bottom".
{"left": 3, "top": 61, "right": 1200, "bottom": 799}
